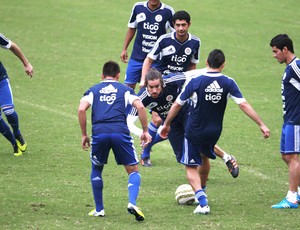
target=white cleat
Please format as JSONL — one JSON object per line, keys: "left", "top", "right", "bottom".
{"left": 193, "top": 205, "right": 210, "bottom": 214}
{"left": 88, "top": 209, "right": 105, "bottom": 217}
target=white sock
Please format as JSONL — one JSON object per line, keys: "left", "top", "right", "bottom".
{"left": 222, "top": 152, "right": 231, "bottom": 163}
{"left": 286, "top": 190, "right": 297, "bottom": 203}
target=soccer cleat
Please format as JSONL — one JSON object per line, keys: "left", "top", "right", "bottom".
{"left": 226, "top": 155, "right": 239, "bottom": 178}
{"left": 271, "top": 198, "right": 298, "bottom": 209}
{"left": 13, "top": 144, "right": 23, "bottom": 157}
{"left": 127, "top": 203, "right": 145, "bottom": 221}
{"left": 193, "top": 205, "right": 210, "bottom": 214}
{"left": 88, "top": 209, "right": 105, "bottom": 217}
{"left": 140, "top": 157, "right": 152, "bottom": 167}
{"left": 15, "top": 133, "right": 27, "bottom": 152}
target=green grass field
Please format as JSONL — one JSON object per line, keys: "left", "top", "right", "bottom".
{"left": 1, "top": 0, "right": 300, "bottom": 229}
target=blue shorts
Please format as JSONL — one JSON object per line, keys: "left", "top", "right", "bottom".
{"left": 124, "top": 58, "right": 158, "bottom": 85}
{"left": 180, "top": 138, "right": 216, "bottom": 166}
{"left": 90, "top": 133, "right": 139, "bottom": 166}
{"left": 280, "top": 123, "right": 300, "bottom": 154}
{"left": 0, "top": 78, "right": 14, "bottom": 108}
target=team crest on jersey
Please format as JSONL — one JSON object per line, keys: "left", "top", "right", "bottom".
{"left": 147, "top": 102, "right": 158, "bottom": 109}
{"left": 155, "top": 15, "right": 162, "bottom": 22}
{"left": 185, "top": 47, "right": 192, "bottom": 55}
{"left": 166, "top": 95, "right": 173, "bottom": 101}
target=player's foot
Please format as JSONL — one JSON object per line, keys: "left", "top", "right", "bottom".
{"left": 127, "top": 203, "right": 145, "bottom": 221}
{"left": 193, "top": 205, "right": 210, "bottom": 214}
{"left": 15, "top": 133, "right": 27, "bottom": 152}
{"left": 271, "top": 198, "right": 298, "bottom": 209}
{"left": 140, "top": 157, "right": 152, "bottom": 167}
{"left": 88, "top": 209, "right": 105, "bottom": 217}
{"left": 226, "top": 155, "right": 239, "bottom": 178}
{"left": 13, "top": 144, "right": 23, "bottom": 157}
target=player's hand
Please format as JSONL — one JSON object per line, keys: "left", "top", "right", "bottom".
{"left": 120, "top": 50, "right": 128, "bottom": 63}
{"left": 81, "top": 135, "right": 90, "bottom": 150}
{"left": 139, "top": 80, "right": 145, "bottom": 89}
{"left": 24, "top": 62, "right": 33, "bottom": 78}
{"left": 140, "top": 131, "right": 152, "bottom": 149}
{"left": 260, "top": 124, "right": 270, "bottom": 139}
{"left": 159, "top": 125, "right": 170, "bottom": 139}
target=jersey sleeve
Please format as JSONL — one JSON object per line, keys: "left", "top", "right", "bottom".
{"left": 0, "top": 33, "right": 12, "bottom": 49}
{"left": 228, "top": 78, "right": 246, "bottom": 104}
{"left": 80, "top": 91, "right": 94, "bottom": 105}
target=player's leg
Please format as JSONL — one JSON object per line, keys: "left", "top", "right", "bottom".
{"left": 272, "top": 124, "right": 299, "bottom": 209}
{"left": 197, "top": 154, "right": 210, "bottom": 191}
{"left": 124, "top": 59, "right": 143, "bottom": 90}
{"left": 0, "top": 79, "right": 22, "bottom": 156}
{"left": 141, "top": 111, "right": 165, "bottom": 166}
{"left": 88, "top": 134, "right": 110, "bottom": 217}
{"left": 181, "top": 139, "right": 210, "bottom": 214}
{"left": 112, "top": 133, "right": 145, "bottom": 221}
{"left": 214, "top": 144, "right": 239, "bottom": 178}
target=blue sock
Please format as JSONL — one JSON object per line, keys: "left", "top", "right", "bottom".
{"left": 91, "top": 164, "right": 104, "bottom": 211}
{"left": 0, "top": 117, "right": 16, "bottom": 145}
{"left": 128, "top": 171, "right": 141, "bottom": 205}
{"left": 195, "top": 189, "right": 208, "bottom": 207}
{"left": 4, "top": 109, "right": 20, "bottom": 136}
{"left": 141, "top": 122, "right": 160, "bottom": 159}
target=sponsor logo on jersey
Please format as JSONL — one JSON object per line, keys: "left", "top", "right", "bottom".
{"left": 205, "top": 81, "right": 223, "bottom": 104}
{"left": 147, "top": 102, "right": 158, "bottom": 109}
{"left": 143, "top": 22, "right": 160, "bottom": 35}
{"left": 171, "top": 54, "right": 188, "bottom": 66}
{"left": 99, "top": 84, "right": 118, "bottom": 105}
{"left": 136, "top": 13, "right": 146, "bottom": 23}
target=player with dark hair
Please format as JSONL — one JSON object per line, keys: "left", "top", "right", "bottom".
{"left": 78, "top": 61, "right": 151, "bottom": 221}
{"left": 138, "top": 10, "right": 201, "bottom": 166}
{"left": 270, "top": 34, "right": 300, "bottom": 209}
{"left": 160, "top": 49, "right": 270, "bottom": 214}
{"left": 127, "top": 68, "right": 240, "bottom": 182}
{"left": 0, "top": 33, "right": 33, "bottom": 156}
{"left": 120, "top": 0, "right": 174, "bottom": 90}
{"left": 140, "top": 10, "right": 200, "bottom": 87}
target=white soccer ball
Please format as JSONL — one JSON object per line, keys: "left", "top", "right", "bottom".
{"left": 175, "top": 184, "right": 195, "bottom": 205}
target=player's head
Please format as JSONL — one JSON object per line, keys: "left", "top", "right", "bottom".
{"left": 145, "top": 68, "right": 164, "bottom": 98}
{"left": 172, "top": 11, "right": 191, "bottom": 24}
{"left": 206, "top": 49, "right": 225, "bottom": 69}
{"left": 147, "top": 0, "right": 161, "bottom": 8}
{"left": 102, "top": 61, "right": 120, "bottom": 79}
{"left": 270, "top": 34, "right": 294, "bottom": 64}
{"left": 172, "top": 11, "right": 191, "bottom": 37}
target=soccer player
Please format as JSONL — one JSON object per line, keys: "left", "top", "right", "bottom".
{"left": 120, "top": 0, "right": 174, "bottom": 90}
{"left": 140, "top": 10, "right": 200, "bottom": 88}
{"left": 0, "top": 33, "right": 33, "bottom": 156}
{"left": 78, "top": 61, "right": 151, "bottom": 221}
{"left": 127, "top": 68, "right": 240, "bottom": 182}
{"left": 160, "top": 49, "right": 270, "bottom": 214}
{"left": 137, "top": 10, "right": 201, "bottom": 166}
{"left": 269, "top": 34, "right": 300, "bottom": 209}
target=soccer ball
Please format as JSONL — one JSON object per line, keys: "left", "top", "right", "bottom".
{"left": 175, "top": 184, "right": 195, "bottom": 205}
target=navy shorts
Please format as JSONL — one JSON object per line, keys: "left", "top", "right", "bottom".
{"left": 280, "top": 123, "right": 300, "bottom": 154}
{"left": 90, "top": 133, "right": 139, "bottom": 166}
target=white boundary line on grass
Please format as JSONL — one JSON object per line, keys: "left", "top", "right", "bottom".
{"left": 16, "top": 99, "right": 272, "bottom": 181}
{"left": 16, "top": 99, "right": 78, "bottom": 120}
